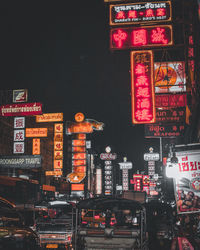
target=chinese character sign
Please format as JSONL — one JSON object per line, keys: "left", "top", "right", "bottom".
{"left": 110, "top": 25, "right": 173, "bottom": 50}
{"left": 131, "top": 50, "right": 156, "bottom": 124}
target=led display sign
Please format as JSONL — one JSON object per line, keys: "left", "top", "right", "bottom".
{"left": 131, "top": 50, "right": 156, "bottom": 124}
{"left": 110, "top": 25, "right": 173, "bottom": 50}
{"left": 110, "top": 1, "right": 172, "bottom": 26}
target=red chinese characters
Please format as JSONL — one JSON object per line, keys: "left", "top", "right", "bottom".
{"left": 110, "top": 25, "right": 173, "bottom": 49}
{"left": 131, "top": 51, "right": 156, "bottom": 124}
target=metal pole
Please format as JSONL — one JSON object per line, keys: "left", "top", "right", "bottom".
{"left": 159, "top": 137, "right": 162, "bottom": 160}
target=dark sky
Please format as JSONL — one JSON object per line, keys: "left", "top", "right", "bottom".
{"left": 0, "top": 1, "right": 159, "bottom": 170}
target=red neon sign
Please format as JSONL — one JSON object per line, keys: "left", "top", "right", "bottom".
{"left": 110, "top": 1, "right": 171, "bottom": 26}
{"left": 110, "top": 25, "right": 173, "bottom": 50}
{"left": 131, "top": 50, "right": 156, "bottom": 124}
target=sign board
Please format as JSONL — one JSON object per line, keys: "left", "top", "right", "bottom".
{"left": 14, "top": 117, "right": 25, "bottom": 129}
{"left": 13, "top": 89, "right": 28, "bottom": 103}
{"left": 100, "top": 153, "right": 117, "bottom": 160}
{"left": 131, "top": 50, "right": 156, "bottom": 124}
{"left": 0, "top": 103, "right": 42, "bottom": 116}
{"left": 36, "top": 113, "right": 63, "bottom": 122}
{"left": 109, "top": 1, "right": 172, "bottom": 26}
{"left": 26, "top": 128, "right": 48, "bottom": 137}
{"left": 156, "top": 107, "right": 185, "bottom": 123}
{"left": 119, "top": 162, "right": 133, "bottom": 169}
{"left": 32, "top": 138, "right": 40, "bottom": 155}
{"left": 13, "top": 142, "right": 24, "bottom": 154}
{"left": 0, "top": 155, "right": 41, "bottom": 168}
{"left": 174, "top": 150, "right": 200, "bottom": 214}
{"left": 14, "top": 130, "right": 25, "bottom": 141}
{"left": 45, "top": 170, "right": 62, "bottom": 176}
{"left": 145, "top": 124, "right": 185, "bottom": 137}
{"left": 144, "top": 152, "right": 160, "bottom": 161}
{"left": 156, "top": 93, "right": 187, "bottom": 107}
{"left": 110, "top": 25, "right": 173, "bottom": 50}
{"left": 154, "top": 62, "right": 186, "bottom": 93}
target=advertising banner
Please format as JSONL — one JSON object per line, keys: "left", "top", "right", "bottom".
{"left": 26, "top": 128, "right": 47, "bottom": 137}
{"left": 174, "top": 150, "right": 200, "bottom": 214}
{"left": 155, "top": 93, "right": 187, "bottom": 107}
{"left": 36, "top": 113, "right": 63, "bottom": 122}
{"left": 156, "top": 107, "right": 185, "bottom": 123}
{"left": 154, "top": 62, "right": 186, "bottom": 93}
{"left": 0, "top": 155, "right": 41, "bottom": 168}
{"left": 0, "top": 103, "right": 42, "bottom": 116}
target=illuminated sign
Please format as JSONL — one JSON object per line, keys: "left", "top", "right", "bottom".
{"left": 72, "top": 146, "right": 86, "bottom": 152}
{"left": 67, "top": 122, "right": 93, "bottom": 134}
{"left": 32, "top": 138, "right": 40, "bottom": 155}
{"left": 155, "top": 93, "right": 187, "bottom": 107}
{"left": 54, "top": 141, "right": 63, "bottom": 151}
{"left": 144, "top": 152, "right": 159, "bottom": 161}
{"left": 0, "top": 155, "right": 41, "bottom": 168}
{"left": 72, "top": 159, "right": 86, "bottom": 166}
{"left": 54, "top": 151, "right": 63, "bottom": 160}
{"left": 72, "top": 140, "right": 86, "bottom": 146}
{"left": 131, "top": 50, "right": 156, "bottom": 124}
{"left": 45, "top": 170, "right": 62, "bottom": 176}
{"left": 54, "top": 160, "right": 63, "bottom": 169}
{"left": 110, "top": 1, "right": 172, "bottom": 26}
{"left": 13, "top": 142, "right": 24, "bottom": 154}
{"left": 154, "top": 62, "right": 186, "bottom": 93}
{"left": 72, "top": 153, "right": 86, "bottom": 160}
{"left": 26, "top": 128, "right": 47, "bottom": 137}
{"left": 67, "top": 172, "right": 86, "bottom": 183}
{"left": 73, "top": 166, "right": 86, "bottom": 173}
{"left": 75, "top": 112, "right": 85, "bottom": 122}
{"left": 14, "top": 130, "right": 25, "bottom": 141}
{"left": 145, "top": 124, "right": 185, "bottom": 137}
{"left": 54, "top": 133, "right": 63, "bottom": 142}
{"left": 14, "top": 117, "right": 25, "bottom": 129}
{"left": 42, "top": 185, "right": 56, "bottom": 192}
{"left": 110, "top": 25, "right": 173, "bottom": 50}
{"left": 36, "top": 113, "right": 63, "bottom": 122}
{"left": 71, "top": 184, "right": 84, "bottom": 191}
{"left": 54, "top": 123, "right": 63, "bottom": 133}
{"left": 13, "top": 89, "right": 28, "bottom": 103}
{"left": 100, "top": 153, "right": 117, "bottom": 160}
{"left": 0, "top": 103, "right": 42, "bottom": 116}
{"left": 156, "top": 107, "right": 185, "bottom": 123}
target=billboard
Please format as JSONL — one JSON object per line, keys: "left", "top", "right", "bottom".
{"left": 0, "top": 103, "right": 42, "bottom": 116}
{"left": 109, "top": 1, "right": 172, "bottom": 26}
{"left": 131, "top": 50, "right": 156, "bottom": 124}
{"left": 154, "top": 62, "right": 186, "bottom": 93}
{"left": 172, "top": 150, "right": 200, "bottom": 214}
{"left": 110, "top": 25, "right": 173, "bottom": 50}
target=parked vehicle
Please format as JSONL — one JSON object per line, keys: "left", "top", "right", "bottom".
{"left": 74, "top": 197, "right": 149, "bottom": 250}
{"left": 0, "top": 207, "right": 40, "bottom": 250}
{"left": 36, "top": 200, "right": 74, "bottom": 249}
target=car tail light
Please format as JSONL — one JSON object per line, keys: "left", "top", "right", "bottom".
{"left": 94, "top": 215, "right": 100, "bottom": 219}
{"left": 82, "top": 221, "right": 88, "bottom": 224}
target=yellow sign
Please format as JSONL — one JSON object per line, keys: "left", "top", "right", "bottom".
{"left": 67, "top": 172, "right": 86, "bottom": 183}
{"left": 54, "top": 141, "right": 63, "bottom": 151}
{"left": 54, "top": 123, "right": 63, "bottom": 133}
{"left": 36, "top": 113, "right": 63, "bottom": 122}
{"left": 45, "top": 170, "right": 62, "bottom": 176}
{"left": 54, "top": 151, "right": 63, "bottom": 160}
{"left": 54, "top": 132, "right": 63, "bottom": 142}
{"left": 54, "top": 160, "right": 63, "bottom": 169}
{"left": 26, "top": 128, "right": 47, "bottom": 137}
{"left": 32, "top": 138, "right": 40, "bottom": 155}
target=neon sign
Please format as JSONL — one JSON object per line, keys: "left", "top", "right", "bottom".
{"left": 110, "top": 1, "right": 172, "bottom": 26}
{"left": 131, "top": 50, "right": 156, "bottom": 124}
{"left": 110, "top": 25, "right": 173, "bottom": 49}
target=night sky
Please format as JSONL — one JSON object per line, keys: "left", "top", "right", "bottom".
{"left": 0, "top": 1, "right": 159, "bottom": 170}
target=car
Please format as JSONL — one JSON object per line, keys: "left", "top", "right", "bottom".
{"left": 0, "top": 207, "right": 40, "bottom": 250}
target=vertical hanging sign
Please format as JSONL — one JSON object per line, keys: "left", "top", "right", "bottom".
{"left": 131, "top": 50, "right": 156, "bottom": 124}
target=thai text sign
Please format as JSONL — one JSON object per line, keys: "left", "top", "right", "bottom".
{"left": 36, "top": 113, "right": 63, "bottom": 122}
{"left": 156, "top": 107, "right": 185, "bottom": 123}
{"left": 145, "top": 124, "right": 185, "bottom": 137}
{"left": 110, "top": 1, "right": 172, "bottom": 26}
{"left": 32, "top": 138, "right": 40, "bottom": 155}
{"left": 100, "top": 153, "right": 117, "bottom": 160}
{"left": 154, "top": 62, "right": 186, "bottom": 93}
{"left": 0, "top": 103, "right": 42, "bottom": 116}
{"left": 0, "top": 155, "right": 41, "bottom": 168}
{"left": 131, "top": 50, "right": 156, "bottom": 124}
{"left": 26, "top": 128, "right": 47, "bottom": 137}
{"left": 110, "top": 25, "right": 173, "bottom": 50}
{"left": 156, "top": 93, "right": 187, "bottom": 107}
{"left": 174, "top": 150, "right": 200, "bottom": 214}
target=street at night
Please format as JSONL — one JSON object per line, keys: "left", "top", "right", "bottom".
{"left": 0, "top": 0, "right": 200, "bottom": 249}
